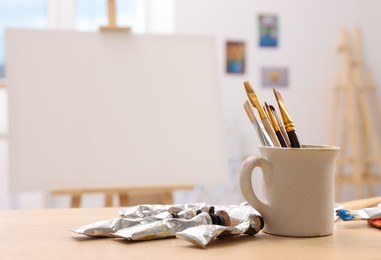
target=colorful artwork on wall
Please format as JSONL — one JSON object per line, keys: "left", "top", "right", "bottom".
{"left": 261, "top": 67, "right": 288, "bottom": 87}
{"left": 258, "top": 15, "right": 278, "bottom": 48}
{"left": 226, "top": 41, "right": 245, "bottom": 74}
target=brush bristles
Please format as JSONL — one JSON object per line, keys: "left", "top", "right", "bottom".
{"left": 244, "top": 81, "right": 254, "bottom": 94}
{"left": 336, "top": 209, "right": 362, "bottom": 221}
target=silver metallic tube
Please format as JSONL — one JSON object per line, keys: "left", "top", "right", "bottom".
{"left": 71, "top": 217, "right": 142, "bottom": 237}
{"left": 118, "top": 203, "right": 207, "bottom": 218}
{"left": 71, "top": 203, "right": 208, "bottom": 238}
{"left": 176, "top": 213, "right": 264, "bottom": 248}
{"left": 113, "top": 212, "right": 213, "bottom": 241}
{"left": 256, "top": 117, "right": 274, "bottom": 147}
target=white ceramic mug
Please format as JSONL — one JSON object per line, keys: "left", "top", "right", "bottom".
{"left": 240, "top": 145, "right": 339, "bottom": 237}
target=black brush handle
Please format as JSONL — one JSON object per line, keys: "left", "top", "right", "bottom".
{"left": 287, "top": 130, "right": 302, "bottom": 148}
{"left": 275, "top": 130, "right": 288, "bottom": 148}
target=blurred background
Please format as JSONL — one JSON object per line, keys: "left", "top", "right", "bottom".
{"left": 1, "top": 0, "right": 381, "bottom": 209}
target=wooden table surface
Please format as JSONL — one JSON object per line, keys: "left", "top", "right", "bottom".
{"left": 0, "top": 207, "right": 380, "bottom": 259}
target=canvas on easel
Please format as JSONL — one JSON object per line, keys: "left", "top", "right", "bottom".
{"left": 330, "top": 27, "right": 381, "bottom": 200}
{"left": 7, "top": 29, "right": 229, "bottom": 196}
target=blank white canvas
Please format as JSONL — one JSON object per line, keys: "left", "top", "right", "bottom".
{"left": 7, "top": 29, "right": 229, "bottom": 192}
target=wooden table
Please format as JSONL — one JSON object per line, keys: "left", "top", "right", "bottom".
{"left": 0, "top": 207, "right": 380, "bottom": 259}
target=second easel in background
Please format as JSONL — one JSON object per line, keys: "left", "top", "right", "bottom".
{"left": 330, "top": 27, "right": 381, "bottom": 200}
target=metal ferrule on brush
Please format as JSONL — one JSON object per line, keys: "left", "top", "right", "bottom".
{"left": 277, "top": 100, "right": 297, "bottom": 132}
{"left": 247, "top": 93, "right": 267, "bottom": 119}
{"left": 244, "top": 82, "right": 267, "bottom": 119}
{"left": 243, "top": 101, "right": 274, "bottom": 147}
{"left": 273, "top": 88, "right": 301, "bottom": 148}
{"left": 284, "top": 121, "right": 297, "bottom": 133}
{"left": 257, "top": 120, "right": 274, "bottom": 147}
{"left": 245, "top": 81, "right": 281, "bottom": 147}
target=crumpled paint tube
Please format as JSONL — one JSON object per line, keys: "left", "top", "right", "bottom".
{"left": 71, "top": 217, "right": 142, "bottom": 237}
{"left": 176, "top": 213, "right": 264, "bottom": 248}
{"left": 113, "top": 212, "right": 213, "bottom": 241}
{"left": 71, "top": 203, "right": 263, "bottom": 244}
{"left": 71, "top": 211, "right": 186, "bottom": 237}
{"left": 368, "top": 216, "right": 381, "bottom": 229}
{"left": 71, "top": 204, "right": 208, "bottom": 237}
{"left": 118, "top": 203, "right": 208, "bottom": 218}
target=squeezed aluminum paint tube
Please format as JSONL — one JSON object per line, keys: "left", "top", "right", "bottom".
{"left": 71, "top": 217, "right": 142, "bottom": 237}
{"left": 113, "top": 212, "right": 214, "bottom": 241}
{"left": 71, "top": 203, "right": 209, "bottom": 237}
{"left": 118, "top": 203, "right": 208, "bottom": 218}
{"left": 71, "top": 203, "right": 264, "bottom": 245}
{"left": 176, "top": 205, "right": 264, "bottom": 248}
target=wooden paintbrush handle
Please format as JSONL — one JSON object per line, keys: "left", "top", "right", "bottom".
{"left": 262, "top": 118, "right": 281, "bottom": 147}
{"left": 341, "top": 196, "right": 381, "bottom": 210}
{"left": 287, "top": 130, "right": 301, "bottom": 148}
{"left": 275, "top": 130, "right": 287, "bottom": 148}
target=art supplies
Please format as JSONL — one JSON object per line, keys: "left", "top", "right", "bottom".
{"left": 114, "top": 212, "right": 214, "bottom": 241}
{"left": 72, "top": 203, "right": 208, "bottom": 237}
{"left": 243, "top": 101, "right": 273, "bottom": 147}
{"left": 71, "top": 218, "right": 143, "bottom": 237}
{"left": 265, "top": 102, "right": 288, "bottom": 147}
{"left": 269, "top": 104, "right": 291, "bottom": 146}
{"left": 335, "top": 201, "right": 381, "bottom": 230}
{"left": 176, "top": 205, "right": 263, "bottom": 248}
{"left": 244, "top": 81, "right": 281, "bottom": 147}
{"left": 368, "top": 217, "right": 381, "bottom": 229}
{"left": 242, "top": 81, "right": 301, "bottom": 148}
{"left": 71, "top": 203, "right": 264, "bottom": 246}
{"left": 273, "top": 89, "right": 302, "bottom": 148}
{"left": 340, "top": 196, "right": 381, "bottom": 210}
{"left": 336, "top": 208, "right": 381, "bottom": 221}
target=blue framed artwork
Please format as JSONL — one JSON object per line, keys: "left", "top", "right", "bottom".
{"left": 258, "top": 15, "right": 278, "bottom": 48}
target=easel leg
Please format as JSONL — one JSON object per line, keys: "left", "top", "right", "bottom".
{"left": 71, "top": 195, "right": 81, "bottom": 208}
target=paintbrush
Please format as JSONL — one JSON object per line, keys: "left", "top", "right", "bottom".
{"left": 243, "top": 101, "right": 274, "bottom": 147}
{"left": 269, "top": 104, "right": 290, "bottom": 147}
{"left": 273, "top": 89, "right": 302, "bottom": 148}
{"left": 341, "top": 196, "right": 381, "bottom": 210}
{"left": 336, "top": 208, "right": 381, "bottom": 221}
{"left": 244, "top": 81, "right": 281, "bottom": 147}
{"left": 265, "top": 102, "right": 287, "bottom": 147}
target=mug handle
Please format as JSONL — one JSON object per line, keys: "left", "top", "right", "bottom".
{"left": 240, "top": 155, "right": 271, "bottom": 215}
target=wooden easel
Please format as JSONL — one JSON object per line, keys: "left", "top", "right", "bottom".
{"left": 99, "top": 0, "right": 131, "bottom": 32}
{"left": 331, "top": 27, "right": 381, "bottom": 200}
{"left": 50, "top": 185, "right": 194, "bottom": 208}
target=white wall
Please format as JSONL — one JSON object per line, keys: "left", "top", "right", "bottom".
{"left": 2, "top": 1, "right": 381, "bottom": 208}
{"left": 174, "top": 0, "right": 381, "bottom": 154}
{"left": 174, "top": 0, "right": 381, "bottom": 200}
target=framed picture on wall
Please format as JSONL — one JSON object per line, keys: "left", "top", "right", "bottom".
{"left": 258, "top": 14, "right": 278, "bottom": 48}
{"left": 226, "top": 41, "right": 245, "bottom": 74}
{"left": 261, "top": 67, "right": 288, "bottom": 87}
